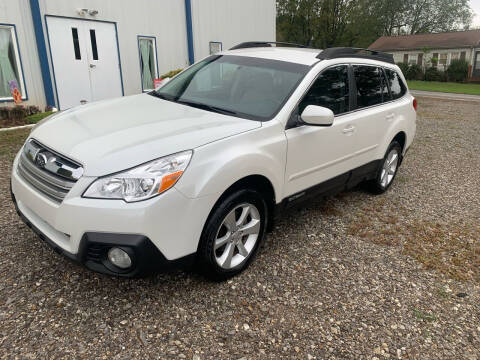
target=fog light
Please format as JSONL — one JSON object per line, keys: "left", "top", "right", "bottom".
{"left": 107, "top": 247, "right": 132, "bottom": 269}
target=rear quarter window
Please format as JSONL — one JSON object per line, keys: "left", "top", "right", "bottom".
{"left": 384, "top": 68, "right": 407, "bottom": 100}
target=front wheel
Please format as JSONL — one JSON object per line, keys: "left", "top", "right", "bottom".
{"left": 367, "top": 141, "right": 402, "bottom": 194}
{"left": 196, "top": 189, "right": 267, "bottom": 281}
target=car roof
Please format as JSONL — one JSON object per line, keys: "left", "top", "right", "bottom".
{"left": 221, "top": 47, "right": 322, "bottom": 66}
{"left": 220, "top": 46, "right": 399, "bottom": 70}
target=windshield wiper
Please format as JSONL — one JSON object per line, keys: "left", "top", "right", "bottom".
{"left": 175, "top": 100, "right": 238, "bottom": 116}
{"left": 148, "top": 91, "right": 169, "bottom": 100}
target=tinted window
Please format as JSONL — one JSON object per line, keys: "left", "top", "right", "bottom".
{"left": 156, "top": 55, "right": 309, "bottom": 120}
{"left": 71, "top": 28, "right": 81, "bottom": 60}
{"left": 379, "top": 69, "right": 391, "bottom": 101}
{"left": 353, "top": 66, "right": 385, "bottom": 108}
{"left": 385, "top": 69, "right": 406, "bottom": 100}
{"left": 299, "top": 65, "right": 350, "bottom": 115}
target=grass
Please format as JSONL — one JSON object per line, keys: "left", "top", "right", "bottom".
{"left": 24, "top": 111, "right": 53, "bottom": 124}
{"left": 407, "top": 80, "right": 480, "bottom": 95}
{"left": 413, "top": 309, "right": 437, "bottom": 322}
{"left": 348, "top": 201, "right": 480, "bottom": 283}
{"left": 0, "top": 128, "right": 30, "bottom": 159}
{"left": 402, "top": 221, "right": 480, "bottom": 283}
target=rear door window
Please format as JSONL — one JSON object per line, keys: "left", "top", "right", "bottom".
{"left": 353, "top": 65, "right": 384, "bottom": 108}
{"left": 380, "top": 69, "right": 391, "bottom": 101}
{"left": 384, "top": 69, "right": 407, "bottom": 100}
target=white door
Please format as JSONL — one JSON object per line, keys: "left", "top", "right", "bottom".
{"left": 46, "top": 17, "right": 123, "bottom": 109}
{"left": 284, "top": 65, "right": 359, "bottom": 197}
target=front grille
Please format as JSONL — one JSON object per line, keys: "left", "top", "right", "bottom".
{"left": 17, "top": 140, "right": 82, "bottom": 203}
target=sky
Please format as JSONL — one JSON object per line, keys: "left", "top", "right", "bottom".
{"left": 471, "top": 0, "right": 480, "bottom": 27}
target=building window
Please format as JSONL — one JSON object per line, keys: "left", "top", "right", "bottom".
{"left": 439, "top": 53, "right": 448, "bottom": 66}
{"left": 417, "top": 53, "right": 423, "bottom": 66}
{"left": 450, "top": 52, "right": 460, "bottom": 61}
{"left": 209, "top": 41, "right": 222, "bottom": 55}
{"left": 0, "top": 25, "right": 26, "bottom": 101}
{"left": 138, "top": 36, "right": 158, "bottom": 91}
{"left": 408, "top": 54, "right": 417, "bottom": 65}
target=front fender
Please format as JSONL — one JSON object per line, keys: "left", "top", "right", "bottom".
{"left": 175, "top": 123, "right": 286, "bottom": 203}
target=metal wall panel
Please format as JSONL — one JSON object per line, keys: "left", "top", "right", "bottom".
{"left": 0, "top": 0, "right": 46, "bottom": 107}
{"left": 1, "top": 0, "right": 276, "bottom": 108}
{"left": 38, "top": 0, "right": 190, "bottom": 100}
{"left": 191, "top": 0, "right": 276, "bottom": 60}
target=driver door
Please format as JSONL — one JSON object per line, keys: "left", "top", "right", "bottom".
{"left": 284, "top": 65, "right": 359, "bottom": 197}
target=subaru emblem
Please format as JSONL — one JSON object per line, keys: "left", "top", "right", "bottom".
{"left": 35, "top": 152, "right": 48, "bottom": 168}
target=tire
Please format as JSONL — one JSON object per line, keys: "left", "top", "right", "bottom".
{"left": 196, "top": 189, "right": 268, "bottom": 281}
{"left": 367, "top": 141, "right": 402, "bottom": 194}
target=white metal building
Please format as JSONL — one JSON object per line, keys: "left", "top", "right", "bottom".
{"left": 0, "top": 0, "right": 276, "bottom": 110}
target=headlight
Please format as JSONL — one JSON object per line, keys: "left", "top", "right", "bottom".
{"left": 83, "top": 150, "right": 192, "bottom": 202}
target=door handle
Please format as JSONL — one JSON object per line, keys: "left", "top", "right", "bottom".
{"left": 89, "top": 64, "right": 96, "bottom": 68}
{"left": 342, "top": 125, "right": 355, "bottom": 134}
{"left": 386, "top": 113, "right": 395, "bottom": 121}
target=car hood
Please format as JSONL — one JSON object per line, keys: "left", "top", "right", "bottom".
{"left": 30, "top": 94, "right": 261, "bottom": 176}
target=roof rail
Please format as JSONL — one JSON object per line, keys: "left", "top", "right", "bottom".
{"left": 317, "top": 47, "right": 394, "bottom": 64}
{"left": 229, "top": 41, "right": 308, "bottom": 50}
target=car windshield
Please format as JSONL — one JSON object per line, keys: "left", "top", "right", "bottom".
{"left": 151, "top": 55, "right": 310, "bottom": 121}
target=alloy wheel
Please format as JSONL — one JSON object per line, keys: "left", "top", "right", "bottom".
{"left": 380, "top": 148, "right": 399, "bottom": 188}
{"left": 214, "top": 203, "right": 261, "bottom": 269}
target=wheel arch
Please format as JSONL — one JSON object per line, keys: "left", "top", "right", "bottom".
{"left": 208, "top": 174, "right": 276, "bottom": 232}
{"left": 392, "top": 131, "right": 407, "bottom": 152}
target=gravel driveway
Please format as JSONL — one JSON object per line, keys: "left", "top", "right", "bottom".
{"left": 0, "top": 97, "right": 479, "bottom": 359}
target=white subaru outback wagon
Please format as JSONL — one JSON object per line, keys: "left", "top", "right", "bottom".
{"left": 11, "top": 43, "right": 416, "bottom": 280}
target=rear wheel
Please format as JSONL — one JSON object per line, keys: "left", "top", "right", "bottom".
{"left": 197, "top": 189, "right": 267, "bottom": 281}
{"left": 367, "top": 141, "right": 402, "bottom": 194}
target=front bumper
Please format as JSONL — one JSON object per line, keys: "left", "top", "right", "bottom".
{"left": 11, "top": 189, "right": 195, "bottom": 276}
{"left": 10, "top": 151, "right": 219, "bottom": 277}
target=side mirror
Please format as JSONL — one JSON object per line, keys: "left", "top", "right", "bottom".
{"left": 300, "top": 105, "right": 334, "bottom": 126}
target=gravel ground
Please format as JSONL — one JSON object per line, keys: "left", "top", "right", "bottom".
{"left": 0, "top": 97, "right": 479, "bottom": 359}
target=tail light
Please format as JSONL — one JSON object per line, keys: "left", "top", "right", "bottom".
{"left": 413, "top": 98, "right": 418, "bottom": 111}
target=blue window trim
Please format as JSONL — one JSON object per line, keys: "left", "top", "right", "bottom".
{"left": 137, "top": 35, "right": 159, "bottom": 92}
{"left": 184, "top": 0, "right": 194, "bottom": 65}
{"left": 43, "top": 15, "right": 125, "bottom": 110}
{"left": 28, "top": 0, "right": 54, "bottom": 107}
{"left": 209, "top": 41, "right": 223, "bottom": 55}
{"left": 0, "top": 23, "right": 29, "bottom": 103}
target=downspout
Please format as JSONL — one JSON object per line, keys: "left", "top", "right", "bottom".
{"left": 184, "top": 0, "right": 194, "bottom": 65}
{"left": 29, "top": 0, "right": 56, "bottom": 108}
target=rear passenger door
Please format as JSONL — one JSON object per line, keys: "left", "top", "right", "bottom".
{"left": 348, "top": 65, "right": 392, "bottom": 166}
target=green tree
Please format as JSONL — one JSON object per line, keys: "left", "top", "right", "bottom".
{"left": 276, "top": 0, "right": 473, "bottom": 48}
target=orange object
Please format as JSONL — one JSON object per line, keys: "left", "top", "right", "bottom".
{"left": 12, "top": 88, "right": 22, "bottom": 104}
{"left": 158, "top": 171, "right": 184, "bottom": 193}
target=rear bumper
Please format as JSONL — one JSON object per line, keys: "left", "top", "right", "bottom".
{"left": 11, "top": 189, "right": 195, "bottom": 277}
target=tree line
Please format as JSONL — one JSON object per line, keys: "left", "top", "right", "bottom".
{"left": 276, "top": 0, "right": 473, "bottom": 48}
